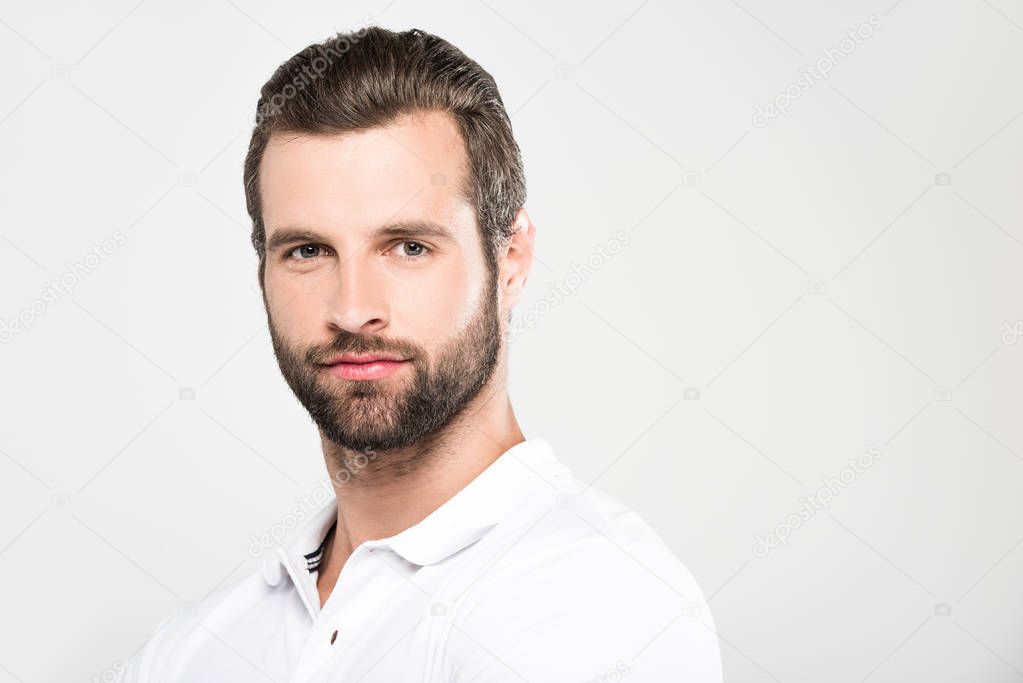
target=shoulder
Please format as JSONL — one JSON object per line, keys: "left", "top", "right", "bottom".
{"left": 116, "top": 570, "right": 262, "bottom": 682}
{"left": 464, "top": 480, "right": 707, "bottom": 604}
{"left": 444, "top": 482, "right": 722, "bottom": 682}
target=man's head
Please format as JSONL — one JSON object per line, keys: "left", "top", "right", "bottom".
{"left": 243, "top": 27, "right": 533, "bottom": 458}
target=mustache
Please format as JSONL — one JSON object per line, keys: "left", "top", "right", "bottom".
{"left": 306, "top": 331, "right": 422, "bottom": 365}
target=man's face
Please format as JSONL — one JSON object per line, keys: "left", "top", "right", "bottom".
{"left": 258, "top": 110, "right": 502, "bottom": 454}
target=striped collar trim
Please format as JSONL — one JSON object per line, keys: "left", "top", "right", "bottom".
{"left": 303, "top": 520, "right": 335, "bottom": 572}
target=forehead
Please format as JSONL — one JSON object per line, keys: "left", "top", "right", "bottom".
{"left": 259, "top": 109, "right": 475, "bottom": 241}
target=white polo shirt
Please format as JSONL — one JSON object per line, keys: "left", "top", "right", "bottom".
{"left": 118, "top": 437, "right": 722, "bottom": 682}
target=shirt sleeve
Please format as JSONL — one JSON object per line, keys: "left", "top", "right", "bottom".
{"left": 114, "top": 612, "right": 177, "bottom": 683}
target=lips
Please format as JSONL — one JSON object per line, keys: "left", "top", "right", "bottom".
{"left": 321, "top": 353, "right": 411, "bottom": 381}
{"left": 323, "top": 353, "right": 408, "bottom": 366}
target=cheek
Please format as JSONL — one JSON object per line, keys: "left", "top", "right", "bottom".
{"left": 264, "top": 273, "right": 320, "bottom": 335}
{"left": 263, "top": 272, "right": 290, "bottom": 320}
{"left": 394, "top": 265, "right": 479, "bottom": 343}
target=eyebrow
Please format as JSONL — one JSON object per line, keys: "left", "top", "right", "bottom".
{"left": 265, "top": 220, "right": 455, "bottom": 253}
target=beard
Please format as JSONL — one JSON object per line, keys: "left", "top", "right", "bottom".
{"left": 266, "top": 277, "right": 502, "bottom": 456}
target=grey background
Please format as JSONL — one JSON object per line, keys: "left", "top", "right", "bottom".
{"left": 1, "top": 0, "right": 1022, "bottom": 681}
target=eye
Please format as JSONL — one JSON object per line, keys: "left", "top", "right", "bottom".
{"left": 391, "top": 240, "right": 430, "bottom": 260}
{"left": 288, "top": 244, "right": 330, "bottom": 260}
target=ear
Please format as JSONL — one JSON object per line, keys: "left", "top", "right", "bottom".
{"left": 498, "top": 208, "right": 535, "bottom": 312}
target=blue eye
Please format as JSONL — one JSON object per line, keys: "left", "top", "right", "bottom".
{"left": 289, "top": 244, "right": 327, "bottom": 260}
{"left": 394, "top": 240, "right": 430, "bottom": 259}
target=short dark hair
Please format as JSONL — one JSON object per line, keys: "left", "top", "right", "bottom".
{"left": 243, "top": 26, "right": 527, "bottom": 280}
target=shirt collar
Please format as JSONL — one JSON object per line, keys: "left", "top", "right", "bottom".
{"left": 261, "top": 436, "right": 568, "bottom": 587}
{"left": 261, "top": 493, "right": 337, "bottom": 588}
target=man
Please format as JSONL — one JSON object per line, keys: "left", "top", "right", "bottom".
{"left": 119, "top": 26, "right": 722, "bottom": 682}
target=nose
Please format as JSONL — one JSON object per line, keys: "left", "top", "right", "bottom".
{"left": 323, "top": 256, "right": 389, "bottom": 335}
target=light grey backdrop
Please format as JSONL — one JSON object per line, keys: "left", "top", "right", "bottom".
{"left": 1, "top": 1, "right": 1021, "bottom": 681}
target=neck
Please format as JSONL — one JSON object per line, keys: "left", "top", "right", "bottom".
{"left": 314, "top": 373, "right": 523, "bottom": 603}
